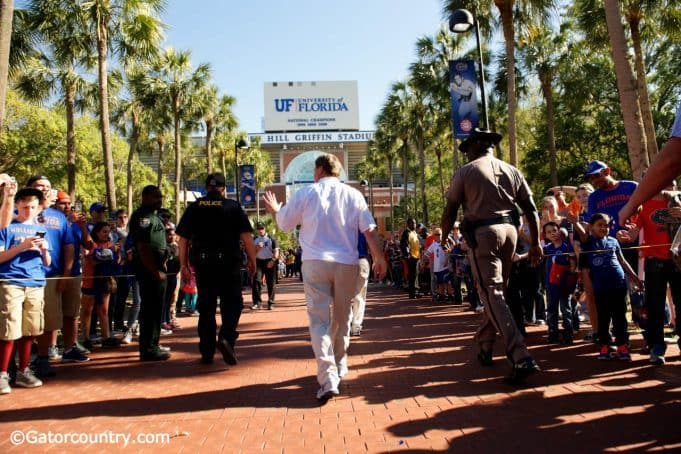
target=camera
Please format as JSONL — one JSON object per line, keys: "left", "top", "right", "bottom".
{"left": 36, "top": 231, "right": 46, "bottom": 238}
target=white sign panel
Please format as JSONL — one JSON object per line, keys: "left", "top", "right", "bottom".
{"left": 264, "top": 81, "right": 359, "bottom": 132}
{"left": 249, "top": 131, "right": 374, "bottom": 145}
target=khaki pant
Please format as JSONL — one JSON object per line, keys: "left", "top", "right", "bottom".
{"left": 43, "top": 279, "right": 63, "bottom": 331}
{"left": 0, "top": 284, "right": 45, "bottom": 340}
{"left": 301, "top": 260, "right": 361, "bottom": 389}
{"left": 469, "top": 224, "right": 530, "bottom": 363}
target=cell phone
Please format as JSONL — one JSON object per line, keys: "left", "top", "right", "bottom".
{"left": 36, "top": 231, "right": 46, "bottom": 238}
{"left": 74, "top": 201, "right": 83, "bottom": 212}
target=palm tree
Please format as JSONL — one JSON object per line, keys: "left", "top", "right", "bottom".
{"left": 443, "top": 0, "right": 556, "bottom": 166}
{"left": 81, "top": 0, "right": 165, "bottom": 210}
{"left": 200, "top": 85, "right": 238, "bottom": 175}
{"left": 518, "top": 23, "right": 566, "bottom": 186}
{"left": 603, "top": 0, "right": 649, "bottom": 179}
{"left": 142, "top": 48, "right": 211, "bottom": 221}
{"left": 0, "top": 0, "right": 14, "bottom": 132}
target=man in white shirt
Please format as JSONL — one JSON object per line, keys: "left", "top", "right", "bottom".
{"left": 263, "top": 153, "right": 387, "bottom": 403}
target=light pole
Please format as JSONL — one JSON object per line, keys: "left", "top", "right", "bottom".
{"left": 234, "top": 138, "right": 250, "bottom": 203}
{"left": 449, "top": 8, "right": 489, "bottom": 130}
{"left": 360, "top": 179, "right": 375, "bottom": 217}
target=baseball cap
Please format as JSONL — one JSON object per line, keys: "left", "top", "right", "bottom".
{"left": 205, "top": 172, "right": 226, "bottom": 187}
{"left": 584, "top": 160, "right": 608, "bottom": 177}
{"left": 255, "top": 222, "right": 265, "bottom": 229}
{"left": 25, "top": 175, "right": 49, "bottom": 187}
{"left": 56, "top": 191, "right": 70, "bottom": 202}
{"left": 89, "top": 202, "right": 106, "bottom": 212}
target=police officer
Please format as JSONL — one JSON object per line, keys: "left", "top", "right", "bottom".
{"left": 252, "top": 222, "right": 279, "bottom": 310}
{"left": 129, "top": 185, "right": 169, "bottom": 361}
{"left": 441, "top": 128, "right": 543, "bottom": 384}
{"left": 176, "top": 173, "right": 256, "bottom": 365}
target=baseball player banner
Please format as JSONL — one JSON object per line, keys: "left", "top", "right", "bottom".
{"left": 239, "top": 164, "right": 256, "bottom": 207}
{"left": 449, "top": 59, "right": 479, "bottom": 139}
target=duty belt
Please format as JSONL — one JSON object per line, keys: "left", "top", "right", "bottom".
{"left": 468, "top": 215, "right": 513, "bottom": 230}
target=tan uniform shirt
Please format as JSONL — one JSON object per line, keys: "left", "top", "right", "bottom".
{"left": 447, "top": 154, "right": 532, "bottom": 222}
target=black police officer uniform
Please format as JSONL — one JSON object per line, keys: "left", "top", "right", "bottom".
{"left": 129, "top": 205, "right": 168, "bottom": 360}
{"left": 176, "top": 190, "right": 253, "bottom": 363}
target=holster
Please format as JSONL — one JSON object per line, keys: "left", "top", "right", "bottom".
{"left": 460, "top": 219, "right": 478, "bottom": 249}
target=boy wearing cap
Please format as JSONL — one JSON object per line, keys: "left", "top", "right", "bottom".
{"left": 23, "top": 176, "right": 75, "bottom": 378}
{"left": 0, "top": 188, "right": 52, "bottom": 394}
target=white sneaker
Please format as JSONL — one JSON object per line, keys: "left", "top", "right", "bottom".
{"left": 15, "top": 367, "right": 43, "bottom": 388}
{"left": 160, "top": 328, "right": 173, "bottom": 336}
{"left": 316, "top": 382, "right": 339, "bottom": 402}
{"left": 121, "top": 330, "right": 133, "bottom": 345}
{"left": 474, "top": 305, "right": 484, "bottom": 313}
{"left": 48, "top": 345, "right": 62, "bottom": 362}
{"left": 158, "top": 345, "right": 171, "bottom": 352}
{"left": 0, "top": 372, "right": 11, "bottom": 394}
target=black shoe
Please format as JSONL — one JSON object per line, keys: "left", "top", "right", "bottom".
{"left": 200, "top": 356, "right": 213, "bottom": 365}
{"left": 31, "top": 357, "right": 56, "bottom": 378}
{"left": 547, "top": 333, "right": 560, "bottom": 344}
{"left": 267, "top": 303, "right": 274, "bottom": 310}
{"left": 140, "top": 348, "right": 171, "bottom": 361}
{"left": 561, "top": 332, "right": 573, "bottom": 345}
{"left": 101, "top": 337, "right": 120, "bottom": 348}
{"left": 477, "top": 350, "right": 493, "bottom": 367}
{"left": 82, "top": 339, "right": 94, "bottom": 352}
{"left": 216, "top": 337, "right": 238, "bottom": 365}
{"left": 504, "top": 357, "right": 540, "bottom": 385}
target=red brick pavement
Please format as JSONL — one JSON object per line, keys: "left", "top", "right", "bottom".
{"left": 1, "top": 279, "right": 680, "bottom": 453}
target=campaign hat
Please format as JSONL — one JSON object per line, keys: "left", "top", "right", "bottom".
{"left": 458, "top": 128, "right": 503, "bottom": 152}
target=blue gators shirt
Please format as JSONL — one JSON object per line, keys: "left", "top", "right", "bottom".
{"left": 0, "top": 220, "right": 47, "bottom": 287}
{"left": 543, "top": 241, "right": 574, "bottom": 283}
{"left": 39, "top": 207, "right": 75, "bottom": 277}
{"left": 578, "top": 235, "right": 626, "bottom": 291}
{"left": 586, "top": 181, "right": 638, "bottom": 238}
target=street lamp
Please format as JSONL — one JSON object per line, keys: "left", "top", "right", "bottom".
{"left": 360, "top": 179, "right": 375, "bottom": 217}
{"left": 449, "top": 8, "right": 489, "bottom": 130}
{"left": 234, "top": 138, "right": 250, "bottom": 203}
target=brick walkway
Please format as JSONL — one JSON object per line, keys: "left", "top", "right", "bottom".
{"left": 1, "top": 278, "right": 680, "bottom": 453}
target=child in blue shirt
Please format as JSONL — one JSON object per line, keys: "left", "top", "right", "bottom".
{"left": 575, "top": 213, "right": 641, "bottom": 360}
{"left": 542, "top": 222, "right": 577, "bottom": 344}
{"left": 0, "top": 188, "right": 51, "bottom": 394}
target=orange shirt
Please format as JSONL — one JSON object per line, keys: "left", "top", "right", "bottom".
{"left": 634, "top": 199, "right": 673, "bottom": 259}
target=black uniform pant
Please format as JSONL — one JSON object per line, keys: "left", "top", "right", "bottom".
{"left": 644, "top": 258, "right": 681, "bottom": 352}
{"left": 252, "top": 258, "right": 276, "bottom": 305}
{"left": 407, "top": 257, "right": 419, "bottom": 298}
{"left": 595, "top": 287, "right": 629, "bottom": 347}
{"left": 196, "top": 267, "right": 243, "bottom": 359}
{"left": 136, "top": 271, "right": 166, "bottom": 355}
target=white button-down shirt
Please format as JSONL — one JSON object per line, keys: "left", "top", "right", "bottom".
{"left": 276, "top": 177, "right": 376, "bottom": 265}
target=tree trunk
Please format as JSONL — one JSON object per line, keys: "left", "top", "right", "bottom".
{"left": 173, "top": 107, "right": 182, "bottom": 222}
{"left": 0, "top": 0, "right": 13, "bottom": 133}
{"left": 126, "top": 108, "right": 139, "bottom": 214}
{"left": 436, "top": 149, "right": 445, "bottom": 208}
{"left": 156, "top": 138, "right": 164, "bottom": 188}
{"left": 452, "top": 136, "right": 460, "bottom": 171}
{"left": 540, "top": 73, "right": 558, "bottom": 186}
{"left": 220, "top": 149, "right": 226, "bottom": 178}
{"left": 97, "top": 20, "right": 116, "bottom": 210}
{"left": 416, "top": 136, "right": 428, "bottom": 224}
{"left": 628, "top": 15, "right": 658, "bottom": 161}
{"left": 402, "top": 142, "right": 409, "bottom": 217}
{"left": 497, "top": 1, "right": 517, "bottom": 166}
{"left": 388, "top": 155, "right": 394, "bottom": 233}
{"left": 65, "top": 84, "right": 76, "bottom": 198}
{"left": 604, "top": 0, "right": 649, "bottom": 180}
{"left": 205, "top": 119, "right": 213, "bottom": 174}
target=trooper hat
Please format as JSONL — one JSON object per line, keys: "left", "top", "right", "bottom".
{"left": 458, "top": 128, "right": 503, "bottom": 153}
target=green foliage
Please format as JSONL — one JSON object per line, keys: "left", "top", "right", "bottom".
{"left": 0, "top": 89, "right": 161, "bottom": 207}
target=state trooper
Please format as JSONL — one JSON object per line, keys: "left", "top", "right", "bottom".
{"left": 129, "top": 185, "right": 169, "bottom": 361}
{"left": 441, "top": 128, "right": 543, "bottom": 384}
{"left": 176, "top": 173, "right": 256, "bottom": 365}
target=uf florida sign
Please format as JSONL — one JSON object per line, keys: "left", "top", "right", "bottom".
{"left": 264, "top": 81, "right": 359, "bottom": 132}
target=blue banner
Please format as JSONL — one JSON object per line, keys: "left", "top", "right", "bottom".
{"left": 449, "top": 60, "right": 479, "bottom": 139}
{"left": 239, "top": 164, "right": 256, "bottom": 207}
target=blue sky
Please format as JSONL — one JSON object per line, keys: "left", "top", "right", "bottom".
{"left": 162, "top": 1, "right": 446, "bottom": 133}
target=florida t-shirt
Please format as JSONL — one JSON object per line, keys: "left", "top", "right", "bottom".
{"left": 586, "top": 181, "right": 638, "bottom": 238}
{"left": 579, "top": 235, "right": 626, "bottom": 291}
{"left": 0, "top": 220, "right": 47, "bottom": 287}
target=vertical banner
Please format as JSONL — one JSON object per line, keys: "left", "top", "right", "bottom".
{"left": 449, "top": 60, "right": 479, "bottom": 139}
{"left": 239, "top": 164, "right": 256, "bottom": 207}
